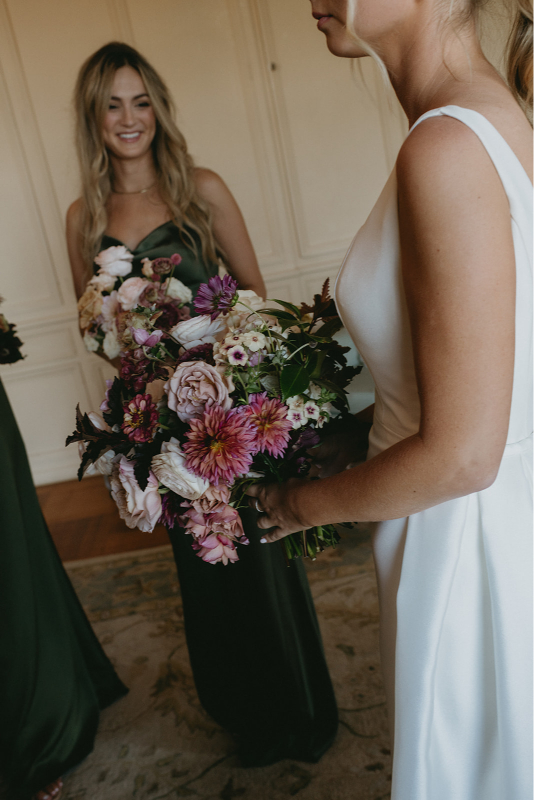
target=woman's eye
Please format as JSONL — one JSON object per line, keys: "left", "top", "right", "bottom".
{"left": 109, "top": 104, "right": 119, "bottom": 110}
{"left": 136, "top": 102, "right": 150, "bottom": 107}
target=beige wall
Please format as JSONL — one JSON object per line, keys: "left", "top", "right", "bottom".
{"left": 0, "top": 0, "right": 510, "bottom": 485}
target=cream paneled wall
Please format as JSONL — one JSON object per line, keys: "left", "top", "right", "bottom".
{"left": 0, "top": 0, "right": 509, "bottom": 485}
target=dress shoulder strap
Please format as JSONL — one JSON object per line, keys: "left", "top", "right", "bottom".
{"left": 409, "top": 106, "right": 532, "bottom": 239}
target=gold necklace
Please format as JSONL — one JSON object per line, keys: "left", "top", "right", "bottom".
{"left": 112, "top": 181, "right": 156, "bottom": 195}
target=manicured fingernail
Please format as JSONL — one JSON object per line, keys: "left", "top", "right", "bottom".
{"left": 260, "top": 538, "right": 267, "bottom": 543}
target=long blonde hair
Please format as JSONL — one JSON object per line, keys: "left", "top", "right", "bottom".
{"left": 74, "top": 42, "right": 219, "bottom": 272}
{"left": 345, "top": 0, "right": 533, "bottom": 115}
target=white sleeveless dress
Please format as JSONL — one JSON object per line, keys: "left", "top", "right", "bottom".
{"left": 335, "top": 106, "right": 533, "bottom": 800}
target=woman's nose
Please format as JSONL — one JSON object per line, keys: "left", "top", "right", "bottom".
{"left": 120, "top": 104, "right": 135, "bottom": 126}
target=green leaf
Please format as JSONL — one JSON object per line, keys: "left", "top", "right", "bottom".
{"left": 260, "top": 308, "right": 297, "bottom": 321}
{"left": 280, "top": 364, "right": 310, "bottom": 400}
{"left": 268, "top": 299, "right": 302, "bottom": 318}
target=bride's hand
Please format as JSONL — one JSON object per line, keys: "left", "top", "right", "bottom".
{"left": 246, "top": 479, "right": 309, "bottom": 542}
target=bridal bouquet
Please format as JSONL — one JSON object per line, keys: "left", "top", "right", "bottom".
{"left": 68, "top": 274, "right": 360, "bottom": 563}
{"left": 0, "top": 298, "right": 25, "bottom": 365}
{"left": 78, "top": 245, "right": 192, "bottom": 361}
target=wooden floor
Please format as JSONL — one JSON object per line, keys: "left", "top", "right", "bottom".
{"left": 37, "top": 475, "right": 170, "bottom": 562}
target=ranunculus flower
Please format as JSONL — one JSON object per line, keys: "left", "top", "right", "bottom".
{"left": 103, "top": 324, "right": 121, "bottom": 359}
{"left": 88, "top": 272, "right": 116, "bottom": 292}
{"left": 181, "top": 496, "right": 246, "bottom": 545}
{"left": 170, "top": 315, "right": 227, "bottom": 349}
{"left": 101, "top": 290, "right": 120, "bottom": 332}
{"left": 78, "top": 284, "right": 103, "bottom": 330}
{"left": 164, "top": 361, "right": 233, "bottom": 423}
{"left": 117, "top": 277, "right": 148, "bottom": 311}
{"left": 94, "top": 245, "right": 133, "bottom": 277}
{"left": 110, "top": 456, "right": 162, "bottom": 532}
{"left": 151, "top": 438, "right": 209, "bottom": 500}
{"left": 164, "top": 277, "right": 193, "bottom": 304}
{"left": 192, "top": 533, "right": 239, "bottom": 565}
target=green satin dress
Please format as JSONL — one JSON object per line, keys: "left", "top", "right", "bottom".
{"left": 100, "top": 221, "right": 338, "bottom": 766}
{"left": 0, "top": 379, "right": 128, "bottom": 799}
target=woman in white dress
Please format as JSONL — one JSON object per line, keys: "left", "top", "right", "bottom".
{"left": 247, "top": 1, "right": 533, "bottom": 798}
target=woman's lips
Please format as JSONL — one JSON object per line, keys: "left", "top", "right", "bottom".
{"left": 316, "top": 15, "right": 332, "bottom": 30}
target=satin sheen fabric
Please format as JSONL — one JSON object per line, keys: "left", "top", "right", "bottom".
{"left": 335, "top": 106, "right": 533, "bottom": 799}
{"left": 99, "top": 222, "right": 339, "bottom": 766}
{"left": 0, "top": 380, "right": 128, "bottom": 798}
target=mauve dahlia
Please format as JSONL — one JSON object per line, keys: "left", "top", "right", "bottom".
{"left": 243, "top": 392, "right": 293, "bottom": 458}
{"left": 194, "top": 274, "right": 239, "bottom": 320}
{"left": 121, "top": 394, "right": 159, "bottom": 443}
{"left": 183, "top": 405, "right": 257, "bottom": 485}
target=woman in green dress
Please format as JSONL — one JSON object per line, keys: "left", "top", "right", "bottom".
{"left": 0, "top": 315, "right": 127, "bottom": 798}
{"left": 66, "top": 42, "right": 338, "bottom": 767}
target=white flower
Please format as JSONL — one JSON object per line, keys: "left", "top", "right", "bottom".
{"left": 88, "top": 272, "right": 116, "bottom": 292}
{"left": 94, "top": 449, "right": 116, "bottom": 476}
{"left": 141, "top": 258, "right": 154, "bottom": 277}
{"left": 170, "top": 315, "right": 227, "bottom": 349}
{"left": 235, "top": 290, "right": 266, "bottom": 311}
{"left": 83, "top": 332, "right": 99, "bottom": 353}
{"left": 316, "top": 413, "right": 328, "bottom": 428}
{"left": 242, "top": 331, "right": 267, "bottom": 352}
{"left": 102, "top": 324, "right": 120, "bottom": 359}
{"left": 94, "top": 245, "right": 133, "bottom": 278}
{"left": 151, "top": 438, "right": 209, "bottom": 500}
{"left": 165, "top": 277, "right": 193, "bottom": 304}
{"left": 286, "top": 395, "right": 305, "bottom": 410}
{"left": 306, "top": 382, "right": 322, "bottom": 400}
{"left": 303, "top": 400, "right": 320, "bottom": 420}
{"left": 227, "top": 345, "right": 248, "bottom": 366}
{"left": 321, "top": 401, "right": 340, "bottom": 419}
{"left": 287, "top": 408, "right": 305, "bottom": 429}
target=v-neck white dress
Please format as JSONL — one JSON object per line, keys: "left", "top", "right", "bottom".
{"left": 335, "top": 106, "right": 533, "bottom": 800}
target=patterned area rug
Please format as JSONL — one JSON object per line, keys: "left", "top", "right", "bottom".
{"left": 62, "top": 524, "right": 392, "bottom": 800}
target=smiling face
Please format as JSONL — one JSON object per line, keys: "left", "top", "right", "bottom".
{"left": 102, "top": 65, "right": 156, "bottom": 160}
{"left": 309, "top": 0, "right": 414, "bottom": 58}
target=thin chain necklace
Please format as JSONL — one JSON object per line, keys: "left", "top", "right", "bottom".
{"left": 112, "top": 181, "right": 156, "bottom": 196}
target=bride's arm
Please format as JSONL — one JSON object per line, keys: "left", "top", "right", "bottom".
{"left": 248, "top": 118, "right": 516, "bottom": 539}
{"left": 194, "top": 168, "right": 266, "bottom": 299}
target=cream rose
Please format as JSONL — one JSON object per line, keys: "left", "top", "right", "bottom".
{"left": 78, "top": 284, "right": 103, "bottom": 330}
{"left": 170, "top": 315, "right": 227, "bottom": 349}
{"left": 164, "top": 360, "right": 233, "bottom": 422}
{"left": 94, "top": 245, "right": 133, "bottom": 277}
{"left": 83, "top": 332, "right": 99, "bottom": 352}
{"left": 164, "top": 277, "right": 193, "bottom": 304}
{"left": 151, "top": 438, "right": 209, "bottom": 500}
{"left": 110, "top": 456, "right": 162, "bottom": 532}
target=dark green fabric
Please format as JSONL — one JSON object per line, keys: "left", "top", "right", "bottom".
{"left": 0, "top": 380, "right": 128, "bottom": 798}
{"left": 100, "top": 219, "right": 218, "bottom": 293}
{"left": 100, "top": 222, "right": 338, "bottom": 765}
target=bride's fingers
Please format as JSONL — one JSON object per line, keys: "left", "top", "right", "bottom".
{"left": 259, "top": 527, "right": 285, "bottom": 544}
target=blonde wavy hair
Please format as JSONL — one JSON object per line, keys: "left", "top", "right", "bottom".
{"left": 74, "top": 42, "right": 220, "bottom": 273}
{"left": 345, "top": 0, "right": 533, "bottom": 115}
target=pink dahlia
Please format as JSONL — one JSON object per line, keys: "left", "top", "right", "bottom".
{"left": 243, "top": 392, "right": 293, "bottom": 458}
{"left": 180, "top": 497, "right": 246, "bottom": 544}
{"left": 192, "top": 533, "right": 240, "bottom": 565}
{"left": 183, "top": 405, "right": 257, "bottom": 485}
{"left": 121, "top": 394, "right": 159, "bottom": 443}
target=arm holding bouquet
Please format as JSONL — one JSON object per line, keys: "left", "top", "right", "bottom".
{"left": 247, "top": 128, "right": 515, "bottom": 541}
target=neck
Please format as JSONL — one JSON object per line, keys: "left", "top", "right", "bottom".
{"left": 110, "top": 151, "right": 157, "bottom": 194}
{"left": 377, "top": 15, "right": 492, "bottom": 126}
